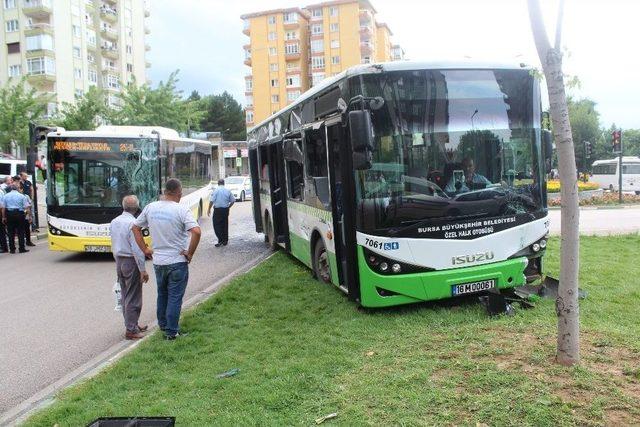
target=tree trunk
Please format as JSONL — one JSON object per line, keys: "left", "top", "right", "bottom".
{"left": 528, "top": 0, "right": 580, "bottom": 366}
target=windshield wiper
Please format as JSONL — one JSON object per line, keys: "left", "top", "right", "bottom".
{"left": 387, "top": 212, "right": 487, "bottom": 237}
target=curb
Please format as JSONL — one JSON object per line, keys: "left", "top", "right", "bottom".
{"left": 548, "top": 205, "right": 640, "bottom": 210}
{"left": 0, "top": 250, "right": 273, "bottom": 426}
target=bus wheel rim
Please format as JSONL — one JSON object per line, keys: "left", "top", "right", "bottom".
{"left": 318, "top": 250, "right": 330, "bottom": 282}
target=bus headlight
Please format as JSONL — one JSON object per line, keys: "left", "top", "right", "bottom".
{"left": 391, "top": 263, "right": 402, "bottom": 273}
{"left": 539, "top": 239, "right": 547, "bottom": 249}
{"left": 532, "top": 243, "right": 541, "bottom": 252}
{"left": 363, "top": 248, "right": 433, "bottom": 276}
{"left": 379, "top": 262, "right": 389, "bottom": 272}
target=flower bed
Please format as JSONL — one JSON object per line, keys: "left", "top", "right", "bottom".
{"left": 548, "top": 192, "right": 640, "bottom": 207}
{"left": 547, "top": 179, "right": 600, "bottom": 193}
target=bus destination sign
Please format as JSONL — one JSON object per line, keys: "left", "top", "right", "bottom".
{"left": 53, "top": 141, "right": 134, "bottom": 152}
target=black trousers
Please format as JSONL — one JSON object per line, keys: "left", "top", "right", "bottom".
{"left": 6, "top": 210, "right": 26, "bottom": 252}
{"left": 24, "top": 218, "right": 32, "bottom": 244}
{"left": 0, "top": 219, "right": 7, "bottom": 252}
{"left": 212, "top": 207, "right": 230, "bottom": 243}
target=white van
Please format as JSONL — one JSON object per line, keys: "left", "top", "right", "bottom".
{"left": 592, "top": 156, "right": 640, "bottom": 193}
{"left": 0, "top": 159, "right": 31, "bottom": 182}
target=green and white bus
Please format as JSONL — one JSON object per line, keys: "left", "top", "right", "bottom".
{"left": 248, "top": 61, "right": 552, "bottom": 308}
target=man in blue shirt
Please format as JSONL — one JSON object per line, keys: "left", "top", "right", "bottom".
{"left": 207, "top": 179, "right": 235, "bottom": 247}
{"left": 2, "top": 184, "right": 29, "bottom": 253}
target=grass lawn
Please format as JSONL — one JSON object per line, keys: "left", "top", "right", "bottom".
{"left": 25, "top": 236, "right": 640, "bottom": 426}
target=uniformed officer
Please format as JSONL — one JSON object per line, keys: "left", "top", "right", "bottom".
{"left": 3, "top": 184, "right": 29, "bottom": 253}
{"left": 207, "top": 179, "right": 235, "bottom": 247}
{"left": 0, "top": 190, "right": 8, "bottom": 253}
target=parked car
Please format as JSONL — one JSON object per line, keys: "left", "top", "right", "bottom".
{"left": 210, "top": 175, "right": 253, "bottom": 202}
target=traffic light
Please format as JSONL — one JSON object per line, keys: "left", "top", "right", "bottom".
{"left": 584, "top": 141, "right": 592, "bottom": 159}
{"left": 612, "top": 130, "right": 622, "bottom": 153}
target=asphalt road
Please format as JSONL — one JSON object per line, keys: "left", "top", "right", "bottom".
{"left": 0, "top": 201, "right": 268, "bottom": 414}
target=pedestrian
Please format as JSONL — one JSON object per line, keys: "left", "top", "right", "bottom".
{"left": 37, "top": 155, "right": 47, "bottom": 181}
{"left": 2, "top": 184, "right": 29, "bottom": 253}
{"left": 207, "top": 179, "right": 235, "bottom": 247}
{"left": 0, "top": 190, "right": 7, "bottom": 253}
{"left": 110, "top": 195, "right": 150, "bottom": 340}
{"left": 0, "top": 176, "right": 12, "bottom": 193}
{"left": 18, "top": 182, "right": 35, "bottom": 247}
{"left": 132, "top": 178, "right": 201, "bottom": 340}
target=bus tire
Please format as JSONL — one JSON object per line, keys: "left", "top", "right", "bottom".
{"left": 313, "top": 239, "right": 332, "bottom": 284}
{"left": 265, "top": 212, "right": 277, "bottom": 251}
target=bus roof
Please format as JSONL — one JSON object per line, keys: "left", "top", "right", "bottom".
{"left": 592, "top": 156, "right": 640, "bottom": 165}
{"left": 248, "top": 60, "right": 534, "bottom": 133}
{"left": 47, "top": 125, "right": 216, "bottom": 146}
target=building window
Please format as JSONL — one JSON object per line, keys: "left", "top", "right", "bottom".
{"left": 7, "top": 42, "right": 20, "bottom": 54}
{"left": 88, "top": 69, "right": 97, "bottom": 83}
{"left": 5, "top": 19, "right": 18, "bottom": 32}
{"left": 105, "top": 74, "right": 120, "bottom": 89}
{"left": 75, "top": 89, "right": 84, "bottom": 98}
{"left": 286, "top": 75, "right": 300, "bottom": 87}
{"left": 72, "top": 25, "right": 81, "bottom": 37}
{"left": 87, "top": 53, "right": 95, "bottom": 63}
{"left": 285, "top": 43, "right": 299, "bottom": 55}
{"left": 27, "top": 57, "right": 55, "bottom": 75}
{"left": 268, "top": 16, "right": 276, "bottom": 25}
{"left": 271, "top": 94, "right": 279, "bottom": 103}
{"left": 126, "top": 63, "right": 133, "bottom": 72}
{"left": 287, "top": 90, "right": 300, "bottom": 102}
{"left": 269, "top": 47, "right": 277, "bottom": 56}
{"left": 311, "top": 24, "right": 322, "bottom": 35}
{"left": 311, "top": 8, "right": 322, "bottom": 18}
{"left": 269, "top": 63, "right": 278, "bottom": 72}
{"left": 362, "top": 56, "right": 371, "bottom": 64}
{"left": 126, "top": 45, "right": 132, "bottom": 54}
{"left": 331, "top": 39, "right": 340, "bottom": 49}
{"left": 245, "top": 78, "right": 253, "bottom": 91}
{"left": 73, "top": 47, "right": 82, "bottom": 58}
{"left": 270, "top": 78, "right": 278, "bottom": 87}
{"left": 310, "top": 39, "right": 323, "bottom": 53}
{"left": 283, "top": 12, "right": 298, "bottom": 23}
{"left": 286, "top": 61, "right": 299, "bottom": 69}
{"left": 246, "top": 110, "right": 254, "bottom": 123}
{"left": 311, "top": 56, "right": 325, "bottom": 69}
{"left": 3, "top": 0, "right": 15, "bottom": 9}
{"left": 85, "top": 14, "right": 93, "bottom": 26}
{"left": 8, "top": 64, "right": 20, "bottom": 77}
{"left": 74, "top": 67, "right": 82, "bottom": 79}
{"left": 285, "top": 31, "right": 297, "bottom": 40}
{"left": 312, "top": 72, "right": 325, "bottom": 86}
{"left": 245, "top": 95, "right": 253, "bottom": 106}
{"left": 329, "top": 6, "right": 338, "bottom": 16}
{"left": 330, "top": 23, "right": 339, "bottom": 32}
{"left": 268, "top": 31, "right": 277, "bottom": 40}
{"left": 87, "top": 30, "right": 97, "bottom": 46}
{"left": 331, "top": 56, "right": 340, "bottom": 65}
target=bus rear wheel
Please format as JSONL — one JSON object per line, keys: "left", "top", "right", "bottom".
{"left": 313, "top": 239, "right": 332, "bottom": 284}
{"left": 265, "top": 213, "right": 277, "bottom": 251}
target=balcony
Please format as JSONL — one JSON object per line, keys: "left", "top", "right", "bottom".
{"left": 145, "top": 60, "right": 151, "bottom": 68}
{"left": 242, "top": 20, "right": 250, "bottom": 36}
{"left": 25, "top": 47, "right": 55, "bottom": 59}
{"left": 283, "top": 19, "right": 299, "bottom": 30}
{"left": 101, "top": 44, "right": 119, "bottom": 59}
{"left": 100, "top": 26, "right": 119, "bottom": 40}
{"left": 359, "top": 24, "right": 373, "bottom": 35}
{"left": 24, "top": 23, "right": 54, "bottom": 37}
{"left": 144, "top": 7, "right": 150, "bottom": 17}
{"left": 144, "top": 26, "right": 151, "bottom": 35}
{"left": 100, "top": 5, "right": 118, "bottom": 23}
{"left": 22, "top": 0, "right": 52, "bottom": 18}
{"left": 360, "top": 42, "right": 374, "bottom": 55}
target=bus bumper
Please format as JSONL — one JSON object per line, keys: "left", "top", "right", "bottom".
{"left": 48, "top": 234, "right": 112, "bottom": 252}
{"left": 357, "top": 246, "right": 528, "bottom": 308}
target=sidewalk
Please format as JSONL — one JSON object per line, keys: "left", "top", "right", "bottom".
{"left": 548, "top": 205, "right": 640, "bottom": 236}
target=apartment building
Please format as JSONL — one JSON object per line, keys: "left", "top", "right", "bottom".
{"left": 241, "top": 0, "right": 404, "bottom": 127}
{"left": 0, "top": 0, "right": 151, "bottom": 117}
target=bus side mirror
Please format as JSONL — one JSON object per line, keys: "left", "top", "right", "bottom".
{"left": 349, "top": 110, "right": 373, "bottom": 151}
{"left": 542, "top": 130, "right": 553, "bottom": 163}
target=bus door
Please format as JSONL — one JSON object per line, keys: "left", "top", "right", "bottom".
{"left": 268, "top": 139, "right": 290, "bottom": 249}
{"left": 326, "top": 121, "right": 360, "bottom": 300}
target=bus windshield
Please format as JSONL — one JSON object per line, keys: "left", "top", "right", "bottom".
{"left": 47, "top": 137, "right": 159, "bottom": 209}
{"left": 355, "top": 69, "right": 543, "bottom": 233}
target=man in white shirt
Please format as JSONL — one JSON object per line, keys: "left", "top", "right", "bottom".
{"left": 110, "top": 195, "right": 149, "bottom": 340}
{"left": 132, "top": 179, "right": 201, "bottom": 340}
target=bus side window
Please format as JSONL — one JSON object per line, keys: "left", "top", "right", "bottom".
{"left": 284, "top": 138, "right": 304, "bottom": 201}
{"left": 304, "top": 126, "right": 329, "bottom": 207}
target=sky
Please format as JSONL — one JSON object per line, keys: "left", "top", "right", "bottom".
{"left": 147, "top": 0, "right": 640, "bottom": 129}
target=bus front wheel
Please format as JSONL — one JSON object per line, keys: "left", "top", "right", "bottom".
{"left": 313, "top": 239, "right": 332, "bottom": 284}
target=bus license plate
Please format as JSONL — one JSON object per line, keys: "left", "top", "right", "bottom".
{"left": 85, "top": 245, "right": 110, "bottom": 253}
{"left": 452, "top": 279, "right": 496, "bottom": 296}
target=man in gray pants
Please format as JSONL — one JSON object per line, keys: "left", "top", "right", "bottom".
{"left": 110, "top": 195, "right": 149, "bottom": 340}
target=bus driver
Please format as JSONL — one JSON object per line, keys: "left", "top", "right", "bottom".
{"left": 445, "top": 157, "right": 492, "bottom": 194}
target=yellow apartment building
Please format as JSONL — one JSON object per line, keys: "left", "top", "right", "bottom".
{"left": 241, "top": 0, "right": 404, "bottom": 127}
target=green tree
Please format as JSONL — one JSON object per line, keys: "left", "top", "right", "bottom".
{"left": 198, "top": 91, "right": 246, "bottom": 141}
{"left": 567, "top": 97, "right": 601, "bottom": 171}
{"left": 113, "top": 71, "right": 200, "bottom": 132}
{"left": 57, "top": 87, "right": 112, "bottom": 131}
{"left": 0, "top": 78, "right": 46, "bottom": 154}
